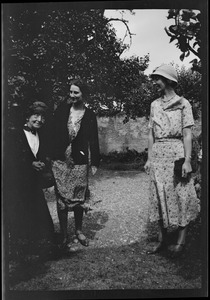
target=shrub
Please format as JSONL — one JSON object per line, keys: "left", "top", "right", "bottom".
{"left": 100, "top": 148, "right": 148, "bottom": 170}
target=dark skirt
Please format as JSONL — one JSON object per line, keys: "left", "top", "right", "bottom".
{"left": 9, "top": 186, "right": 54, "bottom": 243}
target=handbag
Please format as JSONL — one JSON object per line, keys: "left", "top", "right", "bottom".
{"left": 39, "top": 165, "right": 55, "bottom": 189}
{"left": 174, "top": 157, "right": 185, "bottom": 178}
{"left": 174, "top": 157, "right": 195, "bottom": 178}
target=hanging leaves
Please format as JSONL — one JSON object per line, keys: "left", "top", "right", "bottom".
{"left": 165, "top": 9, "right": 201, "bottom": 73}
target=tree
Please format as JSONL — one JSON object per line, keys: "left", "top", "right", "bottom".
{"left": 5, "top": 6, "right": 149, "bottom": 128}
{"left": 174, "top": 65, "right": 202, "bottom": 119}
{"left": 5, "top": 5, "right": 201, "bottom": 131}
{"left": 164, "top": 9, "right": 201, "bottom": 73}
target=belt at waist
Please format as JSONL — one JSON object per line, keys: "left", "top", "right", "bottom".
{"left": 155, "top": 137, "right": 182, "bottom": 142}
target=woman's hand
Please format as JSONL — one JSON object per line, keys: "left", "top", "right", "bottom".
{"left": 32, "top": 161, "right": 45, "bottom": 171}
{"left": 144, "top": 160, "right": 151, "bottom": 175}
{"left": 182, "top": 159, "right": 192, "bottom": 178}
{"left": 91, "top": 166, "right": 98, "bottom": 175}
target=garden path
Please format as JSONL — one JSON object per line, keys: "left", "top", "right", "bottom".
{"left": 47, "top": 169, "right": 150, "bottom": 249}
{"left": 9, "top": 169, "right": 202, "bottom": 291}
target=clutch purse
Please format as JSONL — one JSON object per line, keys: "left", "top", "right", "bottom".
{"left": 174, "top": 157, "right": 185, "bottom": 178}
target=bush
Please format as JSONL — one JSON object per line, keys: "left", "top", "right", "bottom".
{"left": 100, "top": 148, "right": 148, "bottom": 170}
{"left": 191, "top": 133, "right": 202, "bottom": 174}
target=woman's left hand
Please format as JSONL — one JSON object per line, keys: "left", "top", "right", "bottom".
{"left": 32, "top": 161, "right": 45, "bottom": 171}
{"left": 91, "top": 166, "right": 98, "bottom": 175}
{"left": 182, "top": 160, "right": 192, "bottom": 178}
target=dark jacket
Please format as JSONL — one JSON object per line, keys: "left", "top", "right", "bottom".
{"left": 8, "top": 127, "right": 49, "bottom": 189}
{"left": 6, "top": 127, "right": 54, "bottom": 241}
{"left": 51, "top": 101, "right": 100, "bottom": 167}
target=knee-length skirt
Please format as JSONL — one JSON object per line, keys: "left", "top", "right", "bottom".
{"left": 52, "top": 160, "right": 90, "bottom": 212}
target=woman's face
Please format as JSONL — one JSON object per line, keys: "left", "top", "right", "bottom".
{"left": 69, "top": 84, "right": 83, "bottom": 105}
{"left": 27, "top": 114, "right": 45, "bottom": 130}
{"left": 152, "top": 75, "right": 168, "bottom": 93}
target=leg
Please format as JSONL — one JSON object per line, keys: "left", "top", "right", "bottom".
{"left": 157, "top": 219, "right": 167, "bottom": 242}
{"left": 148, "top": 220, "right": 167, "bottom": 254}
{"left": 168, "top": 225, "right": 187, "bottom": 256}
{"left": 74, "top": 205, "right": 84, "bottom": 233}
{"left": 177, "top": 225, "right": 187, "bottom": 245}
{"left": 73, "top": 205, "right": 89, "bottom": 247}
{"left": 57, "top": 208, "right": 68, "bottom": 244}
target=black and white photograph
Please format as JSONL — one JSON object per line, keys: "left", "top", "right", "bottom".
{"left": 2, "top": 1, "right": 208, "bottom": 299}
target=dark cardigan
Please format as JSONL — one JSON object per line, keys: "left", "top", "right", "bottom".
{"left": 51, "top": 101, "right": 100, "bottom": 167}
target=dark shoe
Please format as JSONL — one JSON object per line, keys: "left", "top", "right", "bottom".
{"left": 76, "top": 231, "right": 89, "bottom": 247}
{"left": 147, "top": 241, "right": 167, "bottom": 254}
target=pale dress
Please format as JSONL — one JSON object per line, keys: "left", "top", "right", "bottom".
{"left": 148, "top": 95, "right": 200, "bottom": 228}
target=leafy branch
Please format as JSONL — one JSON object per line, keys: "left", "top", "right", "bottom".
{"left": 165, "top": 9, "right": 201, "bottom": 73}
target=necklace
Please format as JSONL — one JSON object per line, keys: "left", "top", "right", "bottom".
{"left": 162, "top": 94, "right": 176, "bottom": 102}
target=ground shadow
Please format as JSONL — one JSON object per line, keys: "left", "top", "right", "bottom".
{"left": 166, "top": 216, "right": 202, "bottom": 281}
{"left": 9, "top": 234, "right": 202, "bottom": 290}
{"left": 9, "top": 256, "right": 52, "bottom": 288}
{"left": 65, "top": 210, "right": 109, "bottom": 242}
{"left": 145, "top": 216, "right": 202, "bottom": 281}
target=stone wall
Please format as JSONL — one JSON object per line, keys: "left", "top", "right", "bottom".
{"left": 97, "top": 115, "right": 202, "bottom": 155}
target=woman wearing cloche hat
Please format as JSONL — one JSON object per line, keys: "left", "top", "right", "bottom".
{"left": 144, "top": 64, "right": 200, "bottom": 256}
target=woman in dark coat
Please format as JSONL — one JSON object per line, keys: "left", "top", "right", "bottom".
{"left": 51, "top": 79, "right": 100, "bottom": 252}
{"left": 7, "top": 102, "right": 55, "bottom": 254}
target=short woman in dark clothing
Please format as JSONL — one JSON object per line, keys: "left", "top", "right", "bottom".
{"left": 51, "top": 79, "right": 100, "bottom": 252}
{"left": 8, "top": 102, "right": 55, "bottom": 255}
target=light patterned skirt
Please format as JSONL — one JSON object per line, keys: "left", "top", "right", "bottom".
{"left": 149, "top": 139, "right": 200, "bottom": 228}
{"left": 52, "top": 160, "right": 90, "bottom": 212}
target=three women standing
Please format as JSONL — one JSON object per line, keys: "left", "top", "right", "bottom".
{"left": 8, "top": 69, "right": 199, "bottom": 259}
{"left": 144, "top": 65, "right": 200, "bottom": 256}
{"left": 51, "top": 79, "right": 100, "bottom": 252}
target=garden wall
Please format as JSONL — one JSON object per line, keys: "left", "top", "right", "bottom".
{"left": 97, "top": 115, "right": 202, "bottom": 155}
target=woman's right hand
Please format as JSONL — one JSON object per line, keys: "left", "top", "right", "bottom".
{"left": 32, "top": 161, "right": 45, "bottom": 171}
{"left": 144, "top": 160, "right": 151, "bottom": 175}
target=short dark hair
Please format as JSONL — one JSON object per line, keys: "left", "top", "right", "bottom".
{"left": 25, "top": 101, "right": 48, "bottom": 118}
{"left": 69, "top": 78, "right": 89, "bottom": 98}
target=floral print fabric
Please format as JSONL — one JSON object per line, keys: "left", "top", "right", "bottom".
{"left": 148, "top": 96, "right": 200, "bottom": 228}
{"left": 148, "top": 96, "right": 195, "bottom": 138}
{"left": 52, "top": 161, "right": 89, "bottom": 211}
{"left": 52, "top": 108, "right": 90, "bottom": 212}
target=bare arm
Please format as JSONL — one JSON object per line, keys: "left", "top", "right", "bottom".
{"left": 144, "top": 128, "right": 155, "bottom": 174}
{"left": 182, "top": 126, "right": 193, "bottom": 176}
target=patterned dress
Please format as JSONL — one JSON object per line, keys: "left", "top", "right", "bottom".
{"left": 148, "top": 95, "right": 200, "bottom": 228}
{"left": 52, "top": 108, "right": 90, "bottom": 212}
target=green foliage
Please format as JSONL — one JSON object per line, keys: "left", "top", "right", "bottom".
{"left": 122, "top": 64, "right": 202, "bottom": 122}
{"left": 6, "top": 7, "right": 149, "bottom": 128}
{"left": 100, "top": 148, "right": 148, "bottom": 165}
{"left": 175, "top": 65, "right": 202, "bottom": 119}
{"left": 165, "top": 9, "right": 201, "bottom": 73}
{"left": 5, "top": 6, "right": 202, "bottom": 130}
